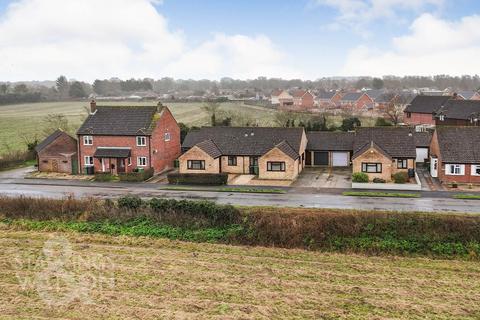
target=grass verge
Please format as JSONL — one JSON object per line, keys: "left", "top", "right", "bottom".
{"left": 163, "top": 186, "right": 286, "bottom": 194}
{"left": 453, "top": 194, "right": 480, "bottom": 200}
{"left": 343, "top": 191, "right": 420, "bottom": 198}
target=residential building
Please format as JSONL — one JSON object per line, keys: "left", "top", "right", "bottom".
{"left": 35, "top": 129, "right": 78, "bottom": 174}
{"left": 270, "top": 89, "right": 283, "bottom": 105}
{"left": 403, "top": 95, "right": 451, "bottom": 126}
{"left": 434, "top": 100, "right": 480, "bottom": 126}
{"left": 77, "top": 100, "right": 180, "bottom": 175}
{"left": 338, "top": 92, "right": 374, "bottom": 110}
{"left": 315, "top": 91, "right": 342, "bottom": 108}
{"left": 456, "top": 91, "right": 480, "bottom": 100}
{"left": 277, "top": 90, "right": 294, "bottom": 108}
{"left": 429, "top": 127, "right": 480, "bottom": 184}
{"left": 413, "top": 131, "right": 432, "bottom": 163}
{"left": 351, "top": 127, "right": 416, "bottom": 182}
{"left": 305, "top": 132, "right": 353, "bottom": 166}
{"left": 180, "top": 127, "right": 307, "bottom": 180}
{"left": 291, "top": 89, "right": 315, "bottom": 109}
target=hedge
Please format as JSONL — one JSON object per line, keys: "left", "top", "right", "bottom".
{"left": 94, "top": 172, "right": 115, "bottom": 182}
{"left": 119, "top": 168, "right": 154, "bottom": 182}
{"left": 167, "top": 173, "right": 228, "bottom": 185}
{"left": 352, "top": 172, "right": 369, "bottom": 183}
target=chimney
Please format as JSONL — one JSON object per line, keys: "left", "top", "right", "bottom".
{"left": 90, "top": 99, "right": 97, "bottom": 114}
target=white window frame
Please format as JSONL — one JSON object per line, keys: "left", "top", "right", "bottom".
{"left": 445, "top": 164, "right": 464, "bottom": 176}
{"left": 136, "top": 136, "right": 147, "bottom": 147}
{"left": 84, "top": 156, "right": 94, "bottom": 167}
{"left": 164, "top": 132, "right": 171, "bottom": 141}
{"left": 83, "top": 136, "right": 93, "bottom": 145}
{"left": 471, "top": 165, "right": 480, "bottom": 176}
{"left": 137, "top": 156, "right": 147, "bottom": 167}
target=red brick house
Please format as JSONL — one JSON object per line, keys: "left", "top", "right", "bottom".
{"left": 430, "top": 127, "right": 480, "bottom": 184}
{"left": 291, "top": 89, "right": 314, "bottom": 110}
{"left": 338, "top": 92, "right": 374, "bottom": 110}
{"left": 35, "top": 129, "right": 78, "bottom": 174}
{"left": 434, "top": 100, "right": 480, "bottom": 126}
{"left": 315, "top": 91, "right": 342, "bottom": 108}
{"left": 403, "top": 95, "right": 451, "bottom": 126}
{"left": 77, "top": 101, "right": 180, "bottom": 175}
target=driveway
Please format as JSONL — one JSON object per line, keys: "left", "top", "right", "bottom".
{"left": 0, "top": 166, "right": 35, "bottom": 179}
{"left": 293, "top": 167, "right": 351, "bottom": 189}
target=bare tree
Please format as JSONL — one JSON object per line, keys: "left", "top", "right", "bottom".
{"left": 42, "top": 113, "right": 70, "bottom": 137}
{"left": 384, "top": 96, "right": 404, "bottom": 125}
{"left": 201, "top": 101, "right": 221, "bottom": 126}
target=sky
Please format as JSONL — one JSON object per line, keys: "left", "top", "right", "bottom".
{"left": 0, "top": 0, "right": 480, "bottom": 81}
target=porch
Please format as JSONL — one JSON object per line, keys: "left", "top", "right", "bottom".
{"left": 93, "top": 147, "right": 131, "bottom": 175}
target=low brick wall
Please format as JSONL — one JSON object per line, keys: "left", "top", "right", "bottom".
{"left": 352, "top": 173, "right": 422, "bottom": 191}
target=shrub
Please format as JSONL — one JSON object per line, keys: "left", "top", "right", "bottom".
{"left": 373, "top": 177, "right": 386, "bottom": 183}
{"left": 392, "top": 172, "right": 408, "bottom": 184}
{"left": 0, "top": 150, "right": 35, "bottom": 171}
{"left": 352, "top": 172, "right": 369, "bottom": 183}
{"left": 167, "top": 173, "right": 228, "bottom": 185}
{"left": 117, "top": 195, "right": 143, "bottom": 210}
{"left": 94, "top": 172, "right": 115, "bottom": 182}
{"left": 118, "top": 168, "right": 154, "bottom": 182}
{"left": 451, "top": 181, "right": 458, "bottom": 188}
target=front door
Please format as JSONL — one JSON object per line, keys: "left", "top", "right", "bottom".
{"left": 430, "top": 156, "right": 438, "bottom": 178}
{"left": 51, "top": 159, "right": 59, "bottom": 172}
{"left": 117, "top": 158, "right": 126, "bottom": 173}
{"left": 249, "top": 157, "right": 258, "bottom": 175}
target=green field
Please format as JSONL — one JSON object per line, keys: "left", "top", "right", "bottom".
{"left": 0, "top": 101, "right": 278, "bottom": 154}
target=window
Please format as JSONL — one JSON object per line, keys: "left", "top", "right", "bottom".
{"left": 406, "top": 112, "right": 411, "bottom": 118}
{"left": 227, "top": 156, "right": 237, "bottom": 166}
{"left": 396, "top": 159, "right": 408, "bottom": 169}
{"left": 136, "top": 136, "right": 147, "bottom": 146}
{"left": 362, "top": 163, "right": 382, "bottom": 173}
{"left": 164, "top": 132, "right": 171, "bottom": 141}
{"left": 83, "top": 136, "right": 93, "bottom": 145}
{"left": 446, "top": 164, "right": 464, "bottom": 175}
{"left": 472, "top": 165, "right": 480, "bottom": 176}
{"left": 439, "top": 114, "right": 445, "bottom": 121}
{"left": 267, "top": 161, "right": 286, "bottom": 172}
{"left": 137, "top": 156, "right": 147, "bottom": 167}
{"left": 187, "top": 160, "right": 205, "bottom": 170}
{"left": 84, "top": 156, "right": 94, "bottom": 166}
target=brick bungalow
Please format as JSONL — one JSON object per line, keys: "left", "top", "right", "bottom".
{"left": 180, "top": 127, "right": 307, "bottom": 180}
{"left": 429, "top": 126, "right": 480, "bottom": 184}
{"left": 305, "top": 131, "right": 354, "bottom": 167}
{"left": 351, "top": 127, "right": 416, "bottom": 182}
{"left": 403, "top": 95, "right": 451, "bottom": 126}
{"left": 77, "top": 101, "right": 180, "bottom": 175}
{"left": 291, "top": 89, "right": 315, "bottom": 110}
{"left": 338, "top": 92, "right": 374, "bottom": 110}
{"left": 434, "top": 100, "right": 480, "bottom": 126}
{"left": 35, "top": 129, "right": 78, "bottom": 174}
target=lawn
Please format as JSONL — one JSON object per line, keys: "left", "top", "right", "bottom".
{"left": 1, "top": 228, "right": 479, "bottom": 319}
{"left": 343, "top": 191, "right": 421, "bottom": 198}
{"left": 0, "top": 101, "right": 279, "bottom": 154}
{"left": 453, "top": 194, "right": 480, "bottom": 200}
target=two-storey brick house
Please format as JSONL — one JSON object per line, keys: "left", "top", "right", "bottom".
{"left": 77, "top": 101, "right": 180, "bottom": 175}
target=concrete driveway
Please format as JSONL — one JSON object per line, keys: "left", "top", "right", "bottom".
{"left": 293, "top": 167, "right": 351, "bottom": 189}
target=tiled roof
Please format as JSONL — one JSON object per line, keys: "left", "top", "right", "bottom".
{"left": 317, "top": 91, "right": 337, "bottom": 100}
{"left": 413, "top": 131, "right": 432, "bottom": 147}
{"left": 77, "top": 105, "right": 158, "bottom": 136}
{"left": 93, "top": 147, "right": 131, "bottom": 158}
{"left": 353, "top": 141, "right": 392, "bottom": 160}
{"left": 353, "top": 127, "right": 416, "bottom": 159}
{"left": 183, "top": 127, "right": 304, "bottom": 157}
{"left": 271, "top": 89, "right": 283, "bottom": 96}
{"left": 306, "top": 131, "right": 354, "bottom": 151}
{"left": 403, "top": 95, "right": 451, "bottom": 114}
{"left": 291, "top": 90, "right": 308, "bottom": 98}
{"left": 274, "top": 140, "right": 299, "bottom": 160}
{"left": 435, "top": 100, "right": 480, "bottom": 120}
{"left": 457, "top": 91, "right": 478, "bottom": 99}
{"left": 196, "top": 140, "right": 222, "bottom": 158}
{"left": 436, "top": 127, "right": 480, "bottom": 164}
{"left": 35, "top": 129, "right": 74, "bottom": 153}
{"left": 341, "top": 92, "right": 363, "bottom": 102}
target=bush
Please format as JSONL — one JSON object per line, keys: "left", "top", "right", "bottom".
{"left": 117, "top": 195, "right": 143, "bottom": 210}
{"left": 94, "top": 172, "right": 115, "bottom": 182}
{"left": 392, "top": 172, "right": 408, "bottom": 184}
{"left": 118, "top": 168, "right": 154, "bottom": 182}
{"left": 167, "top": 173, "right": 228, "bottom": 185}
{"left": 0, "top": 150, "right": 35, "bottom": 171}
{"left": 373, "top": 178, "right": 386, "bottom": 183}
{"left": 352, "top": 172, "right": 369, "bottom": 183}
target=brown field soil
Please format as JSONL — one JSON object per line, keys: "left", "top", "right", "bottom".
{"left": 0, "top": 228, "right": 479, "bottom": 319}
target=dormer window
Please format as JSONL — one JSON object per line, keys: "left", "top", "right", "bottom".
{"left": 83, "top": 136, "right": 93, "bottom": 145}
{"left": 136, "top": 136, "right": 147, "bottom": 146}
{"left": 439, "top": 114, "right": 445, "bottom": 121}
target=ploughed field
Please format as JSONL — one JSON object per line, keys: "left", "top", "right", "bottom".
{"left": 1, "top": 228, "right": 479, "bottom": 319}
{"left": 0, "top": 101, "right": 278, "bottom": 154}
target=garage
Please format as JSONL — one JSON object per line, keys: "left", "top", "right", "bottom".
{"left": 332, "top": 152, "right": 349, "bottom": 167}
{"left": 313, "top": 151, "right": 329, "bottom": 166}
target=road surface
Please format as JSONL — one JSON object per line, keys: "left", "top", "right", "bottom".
{"left": 1, "top": 177, "right": 479, "bottom": 214}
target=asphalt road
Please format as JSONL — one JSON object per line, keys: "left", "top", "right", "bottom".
{"left": 1, "top": 178, "right": 480, "bottom": 214}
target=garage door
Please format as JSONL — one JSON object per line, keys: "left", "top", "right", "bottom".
{"left": 332, "top": 152, "right": 349, "bottom": 167}
{"left": 416, "top": 147, "right": 428, "bottom": 163}
{"left": 313, "top": 152, "right": 329, "bottom": 166}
